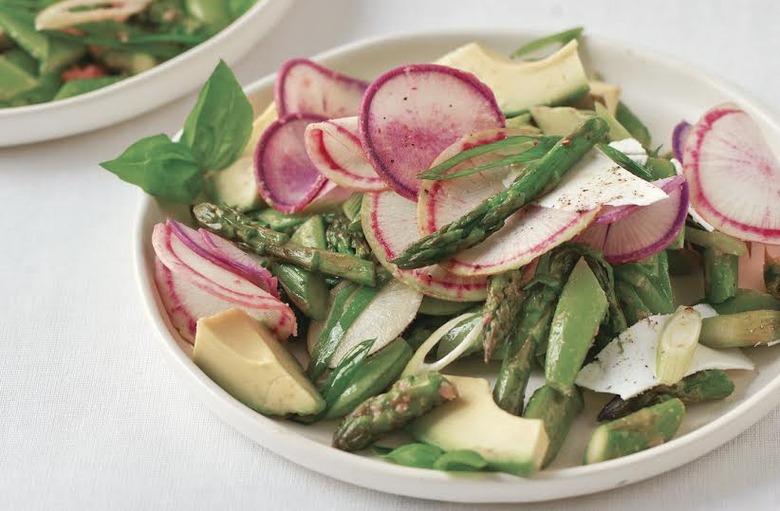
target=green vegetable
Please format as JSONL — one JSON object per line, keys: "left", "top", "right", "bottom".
{"left": 332, "top": 372, "right": 457, "bottom": 452}
{"left": 248, "top": 208, "right": 308, "bottom": 233}
{"left": 594, "top": 102, "right": 632, "bottom": 142}
{"left": 181, "top": 60, "right": 253, "bottom": 171}
{"left": 614, "top": 253, "right": 675, "bottom": 324}
{"left": 0, "top": 55, "right": 37, "bottom": 100}
{"left": 703, "top": 247, "right": 738, "bottom": 304}
{"left": 434, "top": 312, "right": 483, "bottom": 360}
{"left": 764, "top": 253, "right": 780, "bottom": 300}
{"left": 433, "top": 450, "right": 488, "bottom": 471}
{"left": 193, "top": 203, "right": 379, "bottom": 286}
{"left": 417, "top": 296, "right": 474, "bottom": 316}
{"left": 545, "top": 258, "right": 609, "bottom": 395}
{"left": 645, "top": 157, "right": 677, "bottom": 179}
{"left": 53, "top": 76, "right": 123, "bottom": 100}
{"left": 598, "top": 142, "right": 654, "bottom": 181}
{"left": 511, "top": 26, "right": 583, "bottom": 59}
{"left": 584, "top": 398, "right": 685, "bottom": 464}
{"left": 699, "top": 310, "right": 780, "bottom": 348}
{"left": 655, "top": 306, "right": 702, "bottom": 385}
{"left": 378, "top": 443, "right": 443, "bottom": 469}
{"left": 318, "top": 339, "right": 374, "bottom": 411}
{"left": 185, "top": 0, "right": 232, "bottom": 33}
{"left": 100, "top": 134, "right": 202, "bottom": 203}
{"left": 615, "top": 101, "right": 652, "bottom": 148}
{"left": 481, "top": 268, "right": 525, "bottom": 361}
{"left": 393, "top": 117, "right": 609, "bottom": 269}
{"left": 684, "top": 226, "right": 747, "bottom": 256}
{"left": 492, "top": 331, "right": 535, "bottom": 415}
{"left": 524, "top": 385, "right": 584, "bottom": 467}
{"left": 711, "top": 289, "right": 780, "bottom": 314}
{"left": 326, "top": 214, "right": 372, "bottom": 259}
{"left": 597, "top": 369, "right": 734, "bottom": 421}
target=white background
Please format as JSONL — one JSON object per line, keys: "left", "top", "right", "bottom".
{"left": 2, "top": 0, "right": 779, "bottom": 509}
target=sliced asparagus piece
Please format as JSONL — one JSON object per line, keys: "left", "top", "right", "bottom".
{"left": 482, "top": 268, "right": 526, "bottom": 361}
{"left": 598, "top": 369, "right": 734, "bottom": 422}
{"left": 193, "top": 203, "right": 378, "bottom": 286}
{"left": 492, "top": 334, "right": 535, "bottom": 416}
{"left": 711, "top": 289, "right": 780, "bottom": 314}
{"left": 684, "top": 226, "right": 748, "bottom": 256}
{"left": 699, "top": 311, "right": 780, "bottom": 348}
{"left": 584, "top": 398, "right": 685, "bottom": 464}
{"left": 703, "top": 247, "right": 738, "bottom": 304}
{"left": 391, "top": 117, "right": 609, "bottom": 269}
{"left": 524, "top": 385, "right": 584, "bottom": 467}
{"left": 332, "top": 372, "right": 458, "bottom": 452}
{"left": 615, "top": 101, "right": 652, "bottom": 149}
{"left": 326, "top": 213, "right": 372, "bottom": 259}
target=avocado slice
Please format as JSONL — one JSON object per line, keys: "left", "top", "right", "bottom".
{"left": 193, "top": 308, "right": 325, "bottom": 416}
{"left": 435, "top": 41, "right": 589, "bottom": 114}
{"left": 530, "top": 105, "right": 594, "bottom": 136}
{"left": 406, "top": 375, "right": 549, "bottom": 476}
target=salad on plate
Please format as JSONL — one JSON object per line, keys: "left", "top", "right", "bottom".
{"left": 104, "top": 27, "right": 780, "bottom": 477}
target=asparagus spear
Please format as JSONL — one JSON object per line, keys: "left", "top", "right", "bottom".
{"left": 332, "top": 372, "right": 458, "bottom": 451}
{"left": 684, "top": 226, "right": 747, "bottom": 256}
{"left": 247, "top": 208, "right": 309, "bottom": 233}
{"left": 703, "top": 247, "right": 738, "bottom": 304}
{"left": 545, "top": 258, "right": 609, "bottom": 396}
{"left": 764, "top": 252, "right": 780, "bottom": 300}
{"left": 482, "top": 269, "right": 526, "bottom": 361}
{"left": 391, "top": 117, "right": 609, "bottom": 269}
{"left": 193, "top": 202, "right": 378, "bottom": 286}
{"left": 598, "top": 369, "right": 734, "bottom": 421}
{"left": 615, "top": 101, "right": 652, "bottom": 149}
{"left": 584, "top": 398, "right": 685, "bottom": 464}
{"left": 524, "top": 385, "right": 584, "bottom": 467}
{"left": 711, "top": 288, "right": 780, "bottom": 314}
{"left": 492, "top": 333, "right": 535, "bottom": 415}
{"left": 614, "top": 253, "right": 674, "bottom": 325}
{"left": 699, "top": 310, "right": 780, "bottom": 348}
{"left": 326, "top": 213, "right": 372, "bottom": 259}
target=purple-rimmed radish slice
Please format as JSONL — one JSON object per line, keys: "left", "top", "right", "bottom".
{"left": 576, "top": 176, "right": 689, "bottom": 264}
{"left": 359, "top": 64, "right": 504, "bottom": 200}
{"left": 275, "top": 58, "right": 368, "bottom": 118}
{"left": 255, "top": 113, "right": 328, "bottom": 214}
{"left": 683, "top": 104, "right": 780, "bottom": 243}
{"left": 154, "top": 257, "right": 198, "bottom": 344}
{"left": 418, "top": 128, "right": 599, "bottom": 276}
{"left": 302, "top": 181, "right": 353, "bottom": 213}
{"left": 152, "top": 222, "right": 296, "bottom": 342}
{"left": 304, "top": 116, "right": 388, "bottom": 192}
{"left": 672, "top": 121, "right": 691, "bottom": 162}
{"left": 361, "top": 191, "right": 487, "bottom": 302}
{"left": 167, "top": 220, "right": 279, "bottom": 299}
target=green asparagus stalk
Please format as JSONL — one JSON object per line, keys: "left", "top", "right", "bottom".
{"left": 764, "top": 253, "right": 780, "bottom": 300}
{"left": 247, "top": 207, "right": 309, "bottom": 233}
{"left": 584, "top": 398, "right": 685, "bottom": 464}
{"left": 703, "top": 247, "right": 739, "bottom": 304}
{"left": 332, "top": 372, "right": 458, "bottom": 451}
{"left": 325, "top": 337, "right": 413, "bottom": 419}
{"left": 392, "top": 117, "right": 608, "bottom": 269}
{"left": 482, "top": 269, "right": 526, "bottom": 361}
{"left": 699, "top": 310, "right": 780, "bottom": 348}
{"left": 711, "top": 288, "right": 780, "bottom": 314}
{"left": 645, "top": 157, "right": 677, "bottom": 179}
{"left": 684, "top": 226, "right": 748, "bottom": 256}
{"left": 193, "top": 203, "right": 378, "bottom": 286}
{"left": 524, "top": 385, "right": 584, "bottom": 467}
{"left": 492, "top": 334, "right": 535, "bottom": 415}
{"left": 545, "top": 258, "right": 609, "bottom": 396}
{"left": 615, "top": 101, "right": 652, "bottom": 149}
{"left": 597, "top": 369, "right": 734, "bottom": 421}
{"left": 614, "top": 256, "right": 674, "bottom": 315}
{"left": 326, "top": 214, "right": 372, "bottom": 259}
{"left": 614, "top": 279, "right": 653, "bottom": 325}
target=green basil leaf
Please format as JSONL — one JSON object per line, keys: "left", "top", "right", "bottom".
{"left": 432, "top": 449, "right": 488, "bottom": 472}
{"left": 100, "top": 134, "right": 203, "bottom": 203}
{"left": 181, "top": 60, "right": 252, "bottom": 171}
{"left": 380, "top": 443, "right": 444, "bottom": 469}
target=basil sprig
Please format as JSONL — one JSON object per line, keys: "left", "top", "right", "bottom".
{"left": 101, "top": 60, "right": 252, "bottom": 203}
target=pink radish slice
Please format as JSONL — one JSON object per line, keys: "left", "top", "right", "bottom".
{"left": 154, "top": 257, "right": 197, "bottom": 343}
{"left": 301, "top": 180, "right": 354, "bottom": 213}
{"left": 672, "top": 121, "right": 691, "bottom": 162}
{"left": 359, "top": 64, "right": 505, "bottom": 200}
{"left": 418, "top": 128, "right": 599, "bottom": 276}
{"left": 153, "top": 222, "right": 296, "bottom": 340}
{"left": 683, "top": 104, "right": 780, "bottom": 243}
{"left": 255, "top": 113, "right": 328, "bottom": 214}
{"left": 594, "top": 204, "right": 636, "bottom": 225}
{"left": 304, "top": 116, "right": 388, "bottom": 192}
{"left": 575, "top": 176, "right": 689, "bottom": 264}
{"left": 275, "top": 58, "right": 368, "bottom": 118}
{"left": 361, "top": 191, "right": 487, "bottom": 301}
{"left": 167, "top": 219, "right": 279, "bottom": 299}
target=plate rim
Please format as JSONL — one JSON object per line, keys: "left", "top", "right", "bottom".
{"left": 132, "top": 27, "right": 780, "bottom": 503}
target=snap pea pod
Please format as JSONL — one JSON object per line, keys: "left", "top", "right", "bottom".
{"left": 524, "top": 385, "right": 584, "bottom": 467}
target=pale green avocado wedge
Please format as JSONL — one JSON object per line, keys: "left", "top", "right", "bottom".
{"left": 406, "top": 375, "right": 549, "bottom": 477}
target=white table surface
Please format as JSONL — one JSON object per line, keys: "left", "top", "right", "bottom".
{"left": 2, "top": 0, "right": 779, "bottom": 509}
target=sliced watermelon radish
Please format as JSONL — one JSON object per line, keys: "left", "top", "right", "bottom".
{"left": 683, "top": 104, "right": 780, "bottom": 244}
{"left": 359, "top": 64, "right": 505, "bottom": 200}
{"left": 417, "top": 128, "right": 599, "bottom": 276}
{"left": 166, "top": 219, "right": 279, "bottom": 299}
{"left": 301, "top": 180, "right": 354, "bottom": 213}
{"left": 255, "top": 113, "right": 328, "bottom": 214}
{"left": 152, "top": 222, "right": 296, "bottom": 341}
{"left": 575, "top": 176, "right": 689, "bottom": 264}
{"left": 275, "top": 58, "right": 368, "bottom": 118}
{"left": 303, "top": 116, "right": 388, "bottom": 192}
{"left": 361, "top": 191, "right": 487, "bottom": 301}
{"left": 154, "top": 257, "right": 197, "bottom": 342}
{"left": 672, "top": 121, "right": 691, "bottom": 162}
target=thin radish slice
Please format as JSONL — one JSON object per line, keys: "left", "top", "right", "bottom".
{"left": 575, "top": 176, "right": 689, "bottom": 264}
{"left": 301, "top": 180, "right": 354, "bottom": 213}
{"left": 304, "top": 116, "right": 388, "bottom": 192}
{"left": 683, "top": 104, "right": 780, "bottom": 243}
{"left": 153, "top": 223, "right": 296, "bottom": 340}
{"left": 255, "top": 113, "right": 328, "bottom": 214}
{"left": 359, "top": 64, "right": 504, "bottom": 200}
{"left": 418, "top": 128, "right": 599, "bottom": 276}
{"left": 275, "top": 58, "right": 368, "bottom": 118}
{"left": 361, "top": 191, "right": 487, "bottom": 301}
{"left": 594, "top": 204, "right": 636, "bottom": 225}
{"left": 154, "top": 257, "right": 197, "bottom": 342}
{"left": 672, "top": 121, "right": 691, "bottom": 162}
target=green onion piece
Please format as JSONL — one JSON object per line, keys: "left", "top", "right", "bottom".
{"left": 511, "top": 26, "right": 584, "bottom": 59}
{"left": 655, "top": 306, "right": 702, "bottom": 385}
{"left": 598, "top": 143, "right": 655, "bottom": 181}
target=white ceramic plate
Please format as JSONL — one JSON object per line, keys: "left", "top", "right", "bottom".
{"left": 134, "top": 29, "right": 780, "bottom": 503}
{"left": 0, "top": 0, "right": 292, "bottom": 148}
